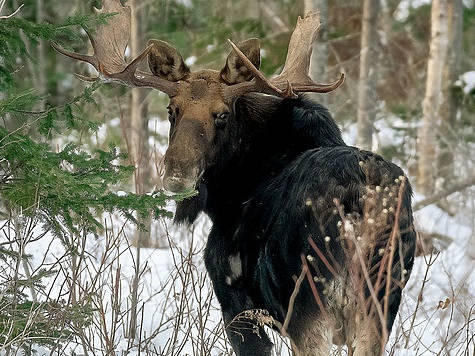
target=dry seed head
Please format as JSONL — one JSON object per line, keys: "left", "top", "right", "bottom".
{"left": 375, "top": 186, "right": 381, "bottom": 192}
{"left": 379, "top": 248, "right": 385, "bottom": 255}
{"left": 305, "top": 198, "right": 312, "bottom": 206}
{"left": 367, "top": 218, "right": 375, "bottom": 224}
{"left": 325, "top": 236, "right": 331, "bottom": 242}
{"left": 344, "top": 220, "right": 354, "bottom": 232}
{"left": 307, "top": 255, "right": 314, "bottom": 262}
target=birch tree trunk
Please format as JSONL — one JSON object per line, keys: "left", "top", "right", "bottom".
{"left": 356, "top": 0, "right": 380, "bottom": 151}
{"left": 417, "top": 0, "right": 448, "bottom": 195}
{"left": 437, "top": 0, "right": 463, "bottom": 187}
{"left": 304, "top": 0, "right": 329, "bottom": 106}
{"left": 130, "top": 0, "right": 151, "bottom": 247}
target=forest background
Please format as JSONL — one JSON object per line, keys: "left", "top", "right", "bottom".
{"left": 0, "top": 0, "right": 474, "bottom": 355}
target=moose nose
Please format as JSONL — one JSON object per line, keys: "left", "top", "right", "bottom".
{"left": 163, "top": 159, "right": 200, "bottom": 193}
{"left": 163, "top": 175, "right": 196, "bottom": 193}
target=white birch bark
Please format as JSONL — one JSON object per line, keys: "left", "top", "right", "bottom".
{"left": 417, "top": 0, "right": 448, "bottom": 195}
{"left": 356, "top": 0, "right": 381, "bottom": 151}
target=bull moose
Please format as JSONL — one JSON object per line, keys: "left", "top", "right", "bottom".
{"left": 54, "top": 1, "right": 416, "bottom": 355}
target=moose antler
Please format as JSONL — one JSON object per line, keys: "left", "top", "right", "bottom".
{"left": 223, "top": 12, "right": 344, "bottom": 100}
{"left": 52, "top": 0, "right": 178, "bottom": 96}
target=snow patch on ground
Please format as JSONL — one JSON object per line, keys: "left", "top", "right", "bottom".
{"left": 342, "top": 114, "right": 416, "bottom": 153}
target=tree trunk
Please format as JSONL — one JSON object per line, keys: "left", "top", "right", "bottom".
{"left": 304, "top": 0, "right": 329, "bottom": 106}
{"left": 130, "top": 0, "right": 151, "bottom": 247}
{"left": 36, "top": 0, "right": 46, "bottom": 111}
{"left": 417, "top": 0, "right": 448, "bottom": 195}
{"left": 126, "top": 1, "right": 151, "bottom": 341}
{"left": 356, "top": 0, "right": 380, "bottom": 151}
{"left": 437, "top": 0, "right": 463, "bottom": 187}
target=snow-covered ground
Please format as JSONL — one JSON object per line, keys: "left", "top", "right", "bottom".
{"left": 2, "top": 193, "right": 472, "bottom": 355}
{"left": 389, "top": 202, "right": 474, "bottom": 355}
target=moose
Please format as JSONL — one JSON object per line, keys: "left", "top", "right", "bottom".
{"left": 54, "top": 1, "right": 416, "bottom": 355}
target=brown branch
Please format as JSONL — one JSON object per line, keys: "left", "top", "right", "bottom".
{"left": 282, "top": 265, "right": 307, "bottom": 335}
{"left": 307, "top": 236, "right": 339, "bottom": 278}
{"left": 413, "top": 175, "right": 475, "bottom": 211}
{"left": 300, "top": 254, "right": 327, "bottom": 318}
{"left": 416, "top": 230, "right": 453, "bottom": 256}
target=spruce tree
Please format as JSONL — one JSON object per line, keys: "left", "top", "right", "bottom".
{"left": 0, "top": 5, "right": 191, "bottom": 351}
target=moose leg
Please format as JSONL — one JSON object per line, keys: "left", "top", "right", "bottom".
{"left": 222, "top": 309, "right": 273, "bottom": 356}
{"left": 350, "top": 317, "right": 384, "bottom": 356}
{"left": 289, "top": 317, "right": 333, "bottom": 356}
{"left": 204, "top": 230, "right": 273, "bottom": 356}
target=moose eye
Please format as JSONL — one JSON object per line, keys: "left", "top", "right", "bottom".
{"left": 214, "top": 112, "right": 229, "bottom": 129}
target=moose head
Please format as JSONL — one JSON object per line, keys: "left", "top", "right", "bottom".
{"left": 53, "top": 0, "right": 344, "bottom": 193}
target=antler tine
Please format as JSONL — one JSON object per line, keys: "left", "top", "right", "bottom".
{"left": 51, "top": 43, "right": 99, "bottom": 69}
{"left": 289, "top": 73, "right": 346, "bottom": 93}
{"left": 272, "top": 12, "right": 321, "bottom": 86}
{"left": 272, "top": 12, "right": 344, "bottom": 93}
{"left": 228, "top": 39, "right": 297, "bottom": 98}
{"left": 52, "top": 0, "right": 178, "bottom": 96}
{"left": 51, "top": 42, "right": 100, "bottom": 82}
{"left": 223, "top": 12, "right": 344, "bottom": 101}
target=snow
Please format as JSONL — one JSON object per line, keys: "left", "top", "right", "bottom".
{"left": 342, "top": 112, "right": 417, "bottom": 157}
{"left": 389, "top": 202, "right": 475, "bottom": 355}
{"left": 109, "top": 117, "right": 121, "bottom": 128}
{"left": 185, "top": 55, "right": 197, "bottom": 66}
{"left": 395, "top": 0, "right": 432, "bottom": 22}
{"left": 457, "top": 71, "right": 475, "bottom": 94}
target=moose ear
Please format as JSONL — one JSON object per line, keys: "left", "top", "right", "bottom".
{"left": 147, "top": 40, "right": 190, "bottom": 81}
{"left": 220, "top": 38, "right": 261, "bottom": 85}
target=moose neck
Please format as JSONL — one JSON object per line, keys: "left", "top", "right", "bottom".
{"left": 201, "top": 94, "right": 346, "bottom": 226}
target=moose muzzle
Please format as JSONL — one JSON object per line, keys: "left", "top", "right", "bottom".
{"left": 163, "top": 165, "right": 201, "bottom": 193}
{"left": 163, "top": 118, "right": 208, "bottom": 193}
